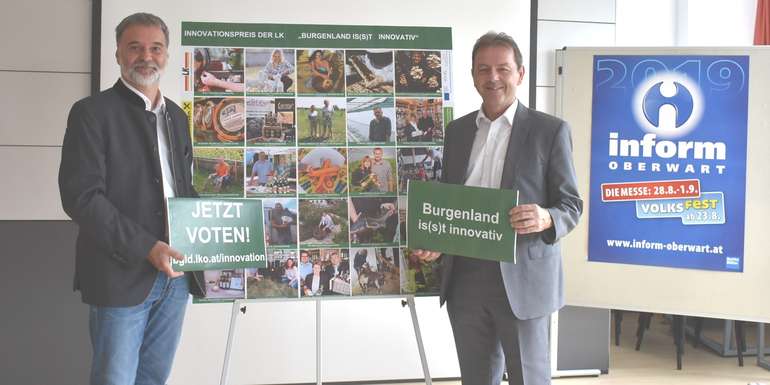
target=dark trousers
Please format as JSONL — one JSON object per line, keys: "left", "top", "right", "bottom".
{"left": 447, "top": 257, "right": 551, "bottom": 385}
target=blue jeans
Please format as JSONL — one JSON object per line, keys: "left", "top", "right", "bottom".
{"left": 89, "top": 273, "right": 190, "bottom": 385}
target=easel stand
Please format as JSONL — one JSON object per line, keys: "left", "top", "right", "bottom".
{"left": 218, "top": 295, "right": 432, "bottom": 385}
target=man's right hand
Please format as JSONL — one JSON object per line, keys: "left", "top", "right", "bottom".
{"left": 412, "top": 249, "right": 441, "bottom": 262}
{"left": 146, "top": 241, "right": 185, "bottom": 278}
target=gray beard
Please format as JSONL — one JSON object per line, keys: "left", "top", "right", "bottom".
{"left": 127, "top": 66, "right": 163, "bottom": 87}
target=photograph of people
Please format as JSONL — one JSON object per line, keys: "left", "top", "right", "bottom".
{"left": 396, "top": 98, "right": 444, "bottom": 144}
{"left": 350, "top": 247, "right": 400, "bottom": 296}
{"left": 397, "top": 147, "right": 442, "bottom": 194}
{"left": 400, "top": 248, "right": 441, "bottom": 295}
{"left": 246, "top": 250, "right": 299, "bottom": 299}
{"left": 318, "top": 249, "right": 351, "bottom": 296}
{"left": 245, "top": 48, "right": 295, "bottom": 94}
{"left": 246, "top": 98, "right": 296, "bottom": 146}
{"left": 296, "top": 97, "right": 346, "bottom": 145}
{"left": 244, "top": 148, "right": 297, "bottom": 197}
{"left": 262, "top": 198, "right": 298, "bottom": 248}
{"left": 348, "top": 197, "right": 398, "bottom": 245}
{"left": 322, "top": 250, "right": 349, "bottom": 280}
{"left": 297, "top": 147, "right": 348, "bottom": 196}
{"left": 298, "top": 249, "right": 313, "bottom": 279}
{"left": 350, "top": 155, "right": 377, "bottom": 193}
{"left": 194, "top": 47, "right": 244, "bottom": 94}
{"left": 193, "top": 97, "right": 245, "bottom": 145}
{"left": 346, "top": 97, "right": 396, "bottom": 145}
{"left": 348, "top": 147, "right": 396, "bottom": 195}
{"left": 201, "top": 269, "right": 246, "bottom": 300}
{"left": 394, "top": 50, "right": 442, "bottom": 94}
{"left": 302, "top": 260, "right": 331, "bottom": 297}
{"left": 192, "top": 148, "right": 244, "bottom": 196}
{"left": 298, "top": 199, "right": 349, "bottom": 248}
{"left": 345, "top": 50, "right": 394, "bottom": 94}
{"left": 296, "top": 49, "right": 345, "bottom": 94}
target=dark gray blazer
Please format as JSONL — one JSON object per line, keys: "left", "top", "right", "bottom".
{"left": 439, "top": 102, "right": 582, "bottom": 320}
{"left": 59, "top": 79, "right": 205, "bottom": 307}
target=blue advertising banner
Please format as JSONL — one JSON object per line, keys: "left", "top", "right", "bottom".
{"left": 588, "top": 55, "right": 748, "bottom": 272}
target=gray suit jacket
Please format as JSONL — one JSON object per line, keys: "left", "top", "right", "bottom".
{"left": 439, "top": 102, "right": 582, "bottom": 320}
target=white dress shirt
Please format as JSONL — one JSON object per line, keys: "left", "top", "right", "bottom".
{"left": 464, "top": 100, "right": 518, "bottom": 188}
{"left": 121, "top": 78, "right": 176, "bottom": 198}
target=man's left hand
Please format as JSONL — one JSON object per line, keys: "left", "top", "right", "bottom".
{"left": 509, "top": 204, "right": 552, "bottom": 234}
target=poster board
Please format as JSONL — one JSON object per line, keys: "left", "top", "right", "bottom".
{"left": 556, "top": 46, "right": 770, "bottom": 322}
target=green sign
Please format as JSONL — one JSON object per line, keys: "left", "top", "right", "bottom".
{"left": 182, "top": 22, "right": 452, "bottom": 49}
{"left": 168, "top": 198, "right": 266, "bottom": 271}
{"left": 407, "top": 181, "right": 518, "bottom": 262}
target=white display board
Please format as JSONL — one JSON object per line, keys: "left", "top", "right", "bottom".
{"left": 556, "top": 46, "right": 770, "bottom": 323}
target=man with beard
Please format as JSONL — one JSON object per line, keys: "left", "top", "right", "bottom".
{"left": 58, "top": 13, "right": 204, "bottom": 385}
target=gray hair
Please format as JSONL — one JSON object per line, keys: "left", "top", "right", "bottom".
{"left": 471, "top": 31, "right": 523, "bottom": 70}
{"left": 115, "top": 12, "right": 169, "bottom": 46}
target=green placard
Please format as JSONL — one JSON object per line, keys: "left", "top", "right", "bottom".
{"left": 168, "top": 198, "right": 266, "bottom": 271}
{"left": 182, "top": 22, "right": 452, "bottom": 49}
{"left": 407, "top": 181, "right": 517, "bottom": 262}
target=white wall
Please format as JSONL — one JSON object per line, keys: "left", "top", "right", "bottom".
{"left": 0, "top": 0, "right": 90, "bottom": 220}
{"left": 539, "top": 0, "right": 760, "bottom": 113}
{"left": 535, "top": 0, "right": 617, "bottom": 115}
{"left": 615, "top": 0, "right": 677, "bottom": 46}
{"left": 615, "top": 0, "right": 757, "bottom": 47}
{"left": 684, "top": 0, "right": 757, "bottom": 46}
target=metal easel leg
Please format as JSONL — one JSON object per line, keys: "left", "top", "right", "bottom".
{"left": 405, "top": 295, "right": 432, "bottom": 385}
{"left": 220, "top": 300, "right": 245, "bottom": 385}
{"left": 316, "top": 299, "right": 322, "bottom": 385}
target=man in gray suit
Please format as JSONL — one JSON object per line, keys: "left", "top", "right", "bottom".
{"left": 414, "top": 32, "right": 582, "bottom": 385}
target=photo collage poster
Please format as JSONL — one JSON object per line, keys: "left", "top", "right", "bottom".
{"left": 180, "top": 22, "right": 451, "bottom": 302}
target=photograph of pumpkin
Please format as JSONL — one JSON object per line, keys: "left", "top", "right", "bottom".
{"left": 296, "top": 49, "right": 345, "bottom": 94}
{"left": 193, "top": 47, "right": 244, "bottom": 95}
{"left": 193, "top": 97, "right": 245, "bottom": 146}
{"left": 298, "top": 199, "right": 349, "bottom": 247}
{"left": 297, "top": 147, "right": 348, "bottom": 196}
